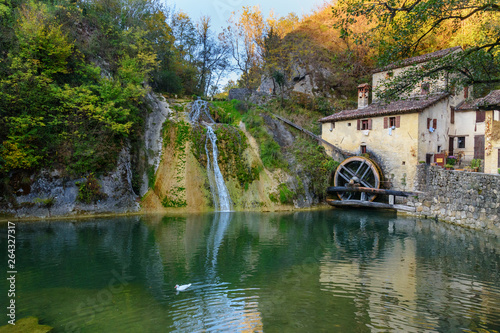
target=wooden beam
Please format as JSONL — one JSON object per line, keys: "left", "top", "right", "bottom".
{"left": 327, "top": 186, "right": 421, "bottom": 197}
{"left": 326, "top": 199, "right": 416, "bottom": 212}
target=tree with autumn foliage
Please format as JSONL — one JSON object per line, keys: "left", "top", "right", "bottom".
{"left": 333, "top": 0, "right": 500, "bottom": 99}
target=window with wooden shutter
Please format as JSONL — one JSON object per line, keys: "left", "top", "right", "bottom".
{"left": 464, "top": 86, "right": 469, "bottom": 98}
{"left": 476, "top": 111, "right": 485, "bottom": 123}
{"left": 389, "top": 116, "right": 400, "bottom": 128}
{"left": 359, "top": 119, "right": 370, "bottom": 130}
{"left": 427, "top": 118, "right": 431, "bottom": 129}
{"left": 433, "top": 119, "right": 437, "bottom": 130}
{"left": 384, "top": 117, "right": 388, "bottom": 129}
{"left": 389, "top": 117, "right": 395, "bottom": 127}
{"left": 451, "top": 107, "right": 455, "bottom": 124}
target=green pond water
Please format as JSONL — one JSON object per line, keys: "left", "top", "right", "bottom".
{"left": 1, "top": 210, "right": 499, "bottom": 332}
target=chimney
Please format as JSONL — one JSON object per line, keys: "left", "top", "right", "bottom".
{"left": 358, "top": 83, "right": 370, "bottom": 109}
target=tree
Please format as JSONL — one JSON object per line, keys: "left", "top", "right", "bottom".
{"left": 220, "top": 6, "right": 265, "bottom": 89}
{"left": 170, "top": 11, "right": 197, "bottom": 63}
{"left": 333, "top": 0, "right": 500, "bottom": 99}
{"left": 0, "top": 0, "right": 156, "bottom": 176}
{"left": 195, "top": 16, "right": 230, "bottom": 96}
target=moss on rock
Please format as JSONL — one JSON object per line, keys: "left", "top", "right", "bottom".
{"left": 0, "top": 317, "right": 52, "bottom": 333}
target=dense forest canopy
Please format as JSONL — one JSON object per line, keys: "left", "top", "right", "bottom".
{"left": 0, "top": 0, "right": 230, "bottom": 178}
{"left": 1, "top": 0, "right": 498, "bottom": 180}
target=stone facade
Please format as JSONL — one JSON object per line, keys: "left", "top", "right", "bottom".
{"left": 228, "top": 88, "right": 254, "bottom": 101}
{"left": 320, "top": 97, "right": 456, "bottom": 191}
{"left": 406, "top": 164, "right": 500, "bottom": 235}
{"left": 372, "top": 47, "right": 463, "bottom": 102}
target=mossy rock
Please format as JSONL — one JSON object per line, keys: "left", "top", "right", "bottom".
{"left": 0, "top": 317, "right": 52, "bottom": 333}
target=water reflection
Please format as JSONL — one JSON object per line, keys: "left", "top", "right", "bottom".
{"left": 0, "top": 211, "right": 498, "bottom": 332}
{"left": 206, "top": 213, "right": 233, "bottom": 271}
{"left": 167, "top": 212, "right": 263, "bottom": 332}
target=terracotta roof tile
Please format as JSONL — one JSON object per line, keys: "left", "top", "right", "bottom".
{"left": 373, "top": 47, "right": 462, "bottom": 73}
{"left": 319, "top": 93, "right": 449, "bottom": 122}
{"left": 456, "top": 90, "right": 500, "bottom": 111}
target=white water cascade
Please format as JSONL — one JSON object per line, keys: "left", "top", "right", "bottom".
{"left": 205, "top": 126, "right": 232, "bottom": 212}
{"left": 190, "top": 99, "right": 232, "bottom": 212}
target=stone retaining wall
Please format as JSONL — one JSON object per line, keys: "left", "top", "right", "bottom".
{"left": 406, "top": 165, "right": 500, "bottom": 235}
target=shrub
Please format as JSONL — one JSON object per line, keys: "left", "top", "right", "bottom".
{"left": 278, "top": 183, "right": 295, "bottom": 204}
{"left": 470, "top": 159, "right": 481, "bottom": 169}
{"left": 76, "top": 174, "right": 106, "bottom": 204}
{"left": 234, "top": 100, "right": 249, "bottom": 114}
{"left": 33, "top": 197, "right": 55, "bottom": 208}
{"left": 269, "top": 193, "right": 278, "bottom": 203}
{"left": 161, "top": 187, "right": 187, "bottom": 208}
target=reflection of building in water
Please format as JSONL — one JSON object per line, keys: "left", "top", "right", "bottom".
{"left": 320, "top": 236, "right": 422, "bottom": 332}
{"left": 413, "top": 222, "right": 500, "bottom": 332}
{"left": 320, "top": 217, "right": 500, "bottom": 332}
{"left": 415, "top": 261, "right": 500, "bottom": 332}
{"left": 241, "top": 301, "right": 264, "bottom": 332}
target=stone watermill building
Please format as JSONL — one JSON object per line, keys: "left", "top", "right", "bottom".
{"left": 319, "top": 47, "right": 500, "bottom": 191}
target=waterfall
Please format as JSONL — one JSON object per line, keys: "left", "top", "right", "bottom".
{"left": 189, "top": 98, "right": 214, "bottom": 123}
{"left": 205, "top": 126, "right": 232, "bottom": 212}
{"left": 189, "top": 99, "right": 232, "bottom": 212}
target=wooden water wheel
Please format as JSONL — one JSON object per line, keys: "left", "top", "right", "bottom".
{"left": 333, "top": 156, "right": 383, "bottom": 201}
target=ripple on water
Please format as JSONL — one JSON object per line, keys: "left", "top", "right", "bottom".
{"left": 169, "top": 284, "right": 263, "bottom": 332}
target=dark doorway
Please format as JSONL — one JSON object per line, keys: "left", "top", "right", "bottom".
{"left": 474, "top": 135, "right": 485, "bottom": 159}
{"left": 426, "top": 154, "right": 433, "bottom": 165}
{"left": 448, "top": 137, "right": 454, "bottom": 156}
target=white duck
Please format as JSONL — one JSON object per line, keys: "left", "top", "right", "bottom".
{"left": 175, "top": 283, "right": 192, "bottom": 291}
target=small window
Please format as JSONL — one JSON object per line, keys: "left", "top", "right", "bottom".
{"left": 427, "top": 118, "right": 437, "bottom": 131}
{"left": 464, "top": 86, "right": 469, "bottom": 98}
{"left": 389, "top": 117, "right": 396, "bottom": 127}
{"left": 361, "top": 145, "right": 367, "bottom": 154}
{"left": 384, "top": 116, "right": 400, "bottom": 128}
{"left": 361, "top": 119, "right": 369, "bottom": 130}
{"left": 437, "top": 146, "right": 442, "bottom": 153}
{"left": 330, "top": 122, "right": 335, "bottom": 131}
{"left": 348, "top": 123, "right": 351, "bottom": 127}
{"left": 458, "top": 136, "right": 465, "bottom": 148}
{"left": 357, "top": 119, "right": 372, "bottom": 130}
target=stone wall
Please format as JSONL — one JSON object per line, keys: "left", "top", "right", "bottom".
{"left": 407, "top": 164, "right": 500, "bottom": 235}
{"left": 228, "top": 88, "right": 254, "bottom": 101}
